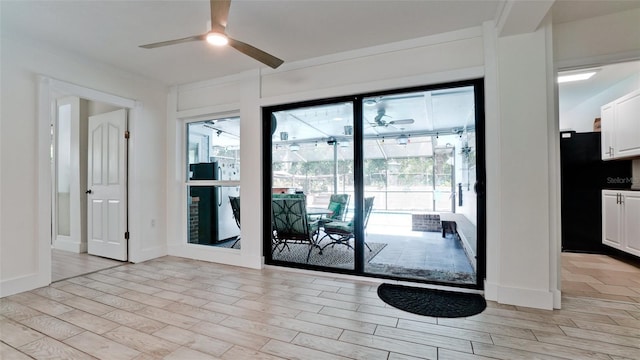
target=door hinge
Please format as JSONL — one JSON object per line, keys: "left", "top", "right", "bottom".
{"left": 124, "top": 131, "right": 130, "bottom": 139}
{"left": 124, "top": 231, "right": 130, "bottom": 240}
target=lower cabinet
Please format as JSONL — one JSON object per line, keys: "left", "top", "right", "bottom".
{"left": 602, "top": 190, "right": 640, "bottom": 257}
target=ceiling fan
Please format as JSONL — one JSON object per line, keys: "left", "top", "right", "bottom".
{"left": 372, "top": 109, "right": 415, "bottom": 127}
{"left": 139, "top": 0, "right": 283, "bottom": 69}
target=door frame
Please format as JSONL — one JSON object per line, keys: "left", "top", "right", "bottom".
{"left": 38, "top": 77, "right": 137, "bottom": 284}
{"left": 262, "top": 78, "right": 486, "bottom": 290}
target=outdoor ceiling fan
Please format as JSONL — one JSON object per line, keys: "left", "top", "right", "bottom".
{"left": 372, "top": 109, "right": 415, "bottom": 127}
{"left": 139, "top": 0, "right": 284, "bottom": 69}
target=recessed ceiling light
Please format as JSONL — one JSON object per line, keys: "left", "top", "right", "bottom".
{"left": 557, "top": 71, "right": 597, "bottom": 83}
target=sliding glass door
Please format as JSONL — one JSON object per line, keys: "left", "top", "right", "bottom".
{"left": 268, "top": 101, "right": 356, "bottom": 270}
{"left": 263, "top": 79, "right": 485, "bottom": 289}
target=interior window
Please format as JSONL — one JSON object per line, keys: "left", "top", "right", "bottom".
{"left": 186, "top": 117, "right": 241, "bottom": 249}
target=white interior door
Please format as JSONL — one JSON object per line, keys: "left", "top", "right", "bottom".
{"left": 87, "top": 109, "right": 128, "bottom": 260}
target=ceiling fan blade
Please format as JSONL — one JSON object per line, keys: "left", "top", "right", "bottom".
{"left": 389, "top": 119, "right": 415, "bottom": 125}
{"left": 210, "top": 0, "right": 231, "bottom": 32}
{"left": 139, "top": 34, "right": 206, "bottom": 49}
{"left": 228, "top": 37, "right": 284, "bottom": 69}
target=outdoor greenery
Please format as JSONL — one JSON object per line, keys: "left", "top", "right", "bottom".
{"left": 273, "top": 151, "right": 453, "bottom": 193}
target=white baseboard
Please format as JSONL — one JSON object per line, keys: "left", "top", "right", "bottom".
{"left": 0, "top": 272, "right": 49, "bottom": 298}
{"left": 553, "top": 288, "right": 562, "bottom": 309}
{"left": 53, "top": 238, "right": 86, "bottom": 253}
{"left": 167, "top": 244, "right": 262, "bottom": 269}
{"left": 130, "top": 245, "right": 167, "bottom": 263}
{"left": 484, "top": 281, "right": 554, "bottom": 310}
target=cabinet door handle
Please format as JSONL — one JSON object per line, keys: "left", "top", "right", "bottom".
{"left": 616, "top": 193, "right": 620, "bottom": 204}
{"left": 619, "top": 194, "right": 624, "bottom": 204}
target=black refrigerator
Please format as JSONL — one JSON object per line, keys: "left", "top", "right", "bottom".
{"left": 560, "top": 131, "right": 632, "bottom": 253}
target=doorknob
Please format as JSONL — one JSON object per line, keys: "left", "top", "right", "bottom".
{"left": 86, "top": 190, "right": 92, "bottom": 194}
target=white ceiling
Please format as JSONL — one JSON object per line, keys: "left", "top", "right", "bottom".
{"left": 1, "top": 1, "right": 638, "bottom": 86}
{"left": 0, "top": 0, "right": 499, "bottom": 85}
{"left": 559, "top": 60, "right": 640, "bottom": 114}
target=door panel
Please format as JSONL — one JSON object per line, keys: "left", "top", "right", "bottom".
{"left": 602, "top": 191, "right": 621, "bottom": 249}
{"left": 87, "top": 109, "right": 127, "bottom": 261}
{"left": 91, "top": 200, "right": 103, "bottom": 240}
{"left": 623, "top": 193, "right": 640, "bottom": 256}
{"left": 108, "top": 124, "right": 120, "bottom": 184}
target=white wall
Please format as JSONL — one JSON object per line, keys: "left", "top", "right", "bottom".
{"left": 167, "top": 71, "right": 263, "bottom": 269}
{"left": 0, "top": 33, "right": 168, "bottom": 297}
{"left": 554, "top": 9, "right": 640, "bottom": 133}
{"left": 486, "top": 25, "right": 556, "bottom": 309}
{"left": 166, "top": 28, "right": 485, "bottom": 270}
{"left": 560, "top": 74, "right": 640, "bottom": 132}
{"left": 554, "top": 8, "right": 640, "bottom": 68}
{"left": 169, "top": 25, "right": 560, "bottom": 309}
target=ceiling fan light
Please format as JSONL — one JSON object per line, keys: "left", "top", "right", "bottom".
{"left": 206, "top": 32, "right": 229, "bottom": 46}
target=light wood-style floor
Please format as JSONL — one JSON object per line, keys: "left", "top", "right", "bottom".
{"left": 2, "top": 253, "right": 640, "bottom": 359}
{"left": 52, "top": 249, "right": 124, "bottom": 282}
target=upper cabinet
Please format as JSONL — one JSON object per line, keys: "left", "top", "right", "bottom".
{"left": 601, "top": 102, "right": 615, "bottom": 159}
{"left": 601, "top": 89, "right": 640, "bottom": 160}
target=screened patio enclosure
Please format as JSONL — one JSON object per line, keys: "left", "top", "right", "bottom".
{"left": 265, "top": 81, "right": 484, "bottom": 288}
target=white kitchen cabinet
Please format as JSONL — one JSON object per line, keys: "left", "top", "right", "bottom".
{"left": 602, "top": 191, "right": 622, "bottom": 249}
{"left": 600, "top": 102, "right": 615, "bottom": 159}
{"left": 601, "top": 89, "right": 640, "bottom": 160}
{"left": 602, "top": 190, "right": 640, "bottom": 257}
{"left": 624, "top": 192, "right": 640, "bottom": 256}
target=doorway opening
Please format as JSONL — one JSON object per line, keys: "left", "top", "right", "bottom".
{"left": 47, "top": 81, "right": 133, "bottom": 282}
{"left": 558, "top": 60, "right": 639, "bottom": 254}
{"left": 263, "top": 79, "right": 486, "bottom": 289}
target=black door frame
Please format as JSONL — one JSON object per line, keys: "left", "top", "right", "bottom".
{"left": 262, "top": 78, "right": 486, "bottom": 290}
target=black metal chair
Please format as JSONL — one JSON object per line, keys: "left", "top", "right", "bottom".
{"left": 319, "top": 196, "right": 375, "bottom": 253}
{"left": 272, "top": 193, "right": 321, "bottom": 262}
{"left": 228, "top": 196, "right": 241, "bottom": 248}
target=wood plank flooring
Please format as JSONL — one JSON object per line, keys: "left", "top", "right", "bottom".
{"left": 52, "top": 249, "right": 124, "bottom": 282}
{"left": 2, "top": 253, "right": 640, "bottom": 359}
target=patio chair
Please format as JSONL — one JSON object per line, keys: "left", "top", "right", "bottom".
{"left": 272, "top": 193, "right": 321, "bottom": 262}
{"left": 319, "top": 196, "right": 375, "bottom": 253}
{"left": 326, "top": 194, "right": 350, "bottom": 221}
{"left": 228, "top": 196, "right": 241, "bottom": 248}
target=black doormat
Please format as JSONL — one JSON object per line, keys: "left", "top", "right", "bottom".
{"left": 377, "top": 283, "right": 486, "bottom": 318}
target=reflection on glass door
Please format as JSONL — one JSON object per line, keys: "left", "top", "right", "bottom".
{"left": 264, "top": 80, "right": 484, "bottom": 289}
